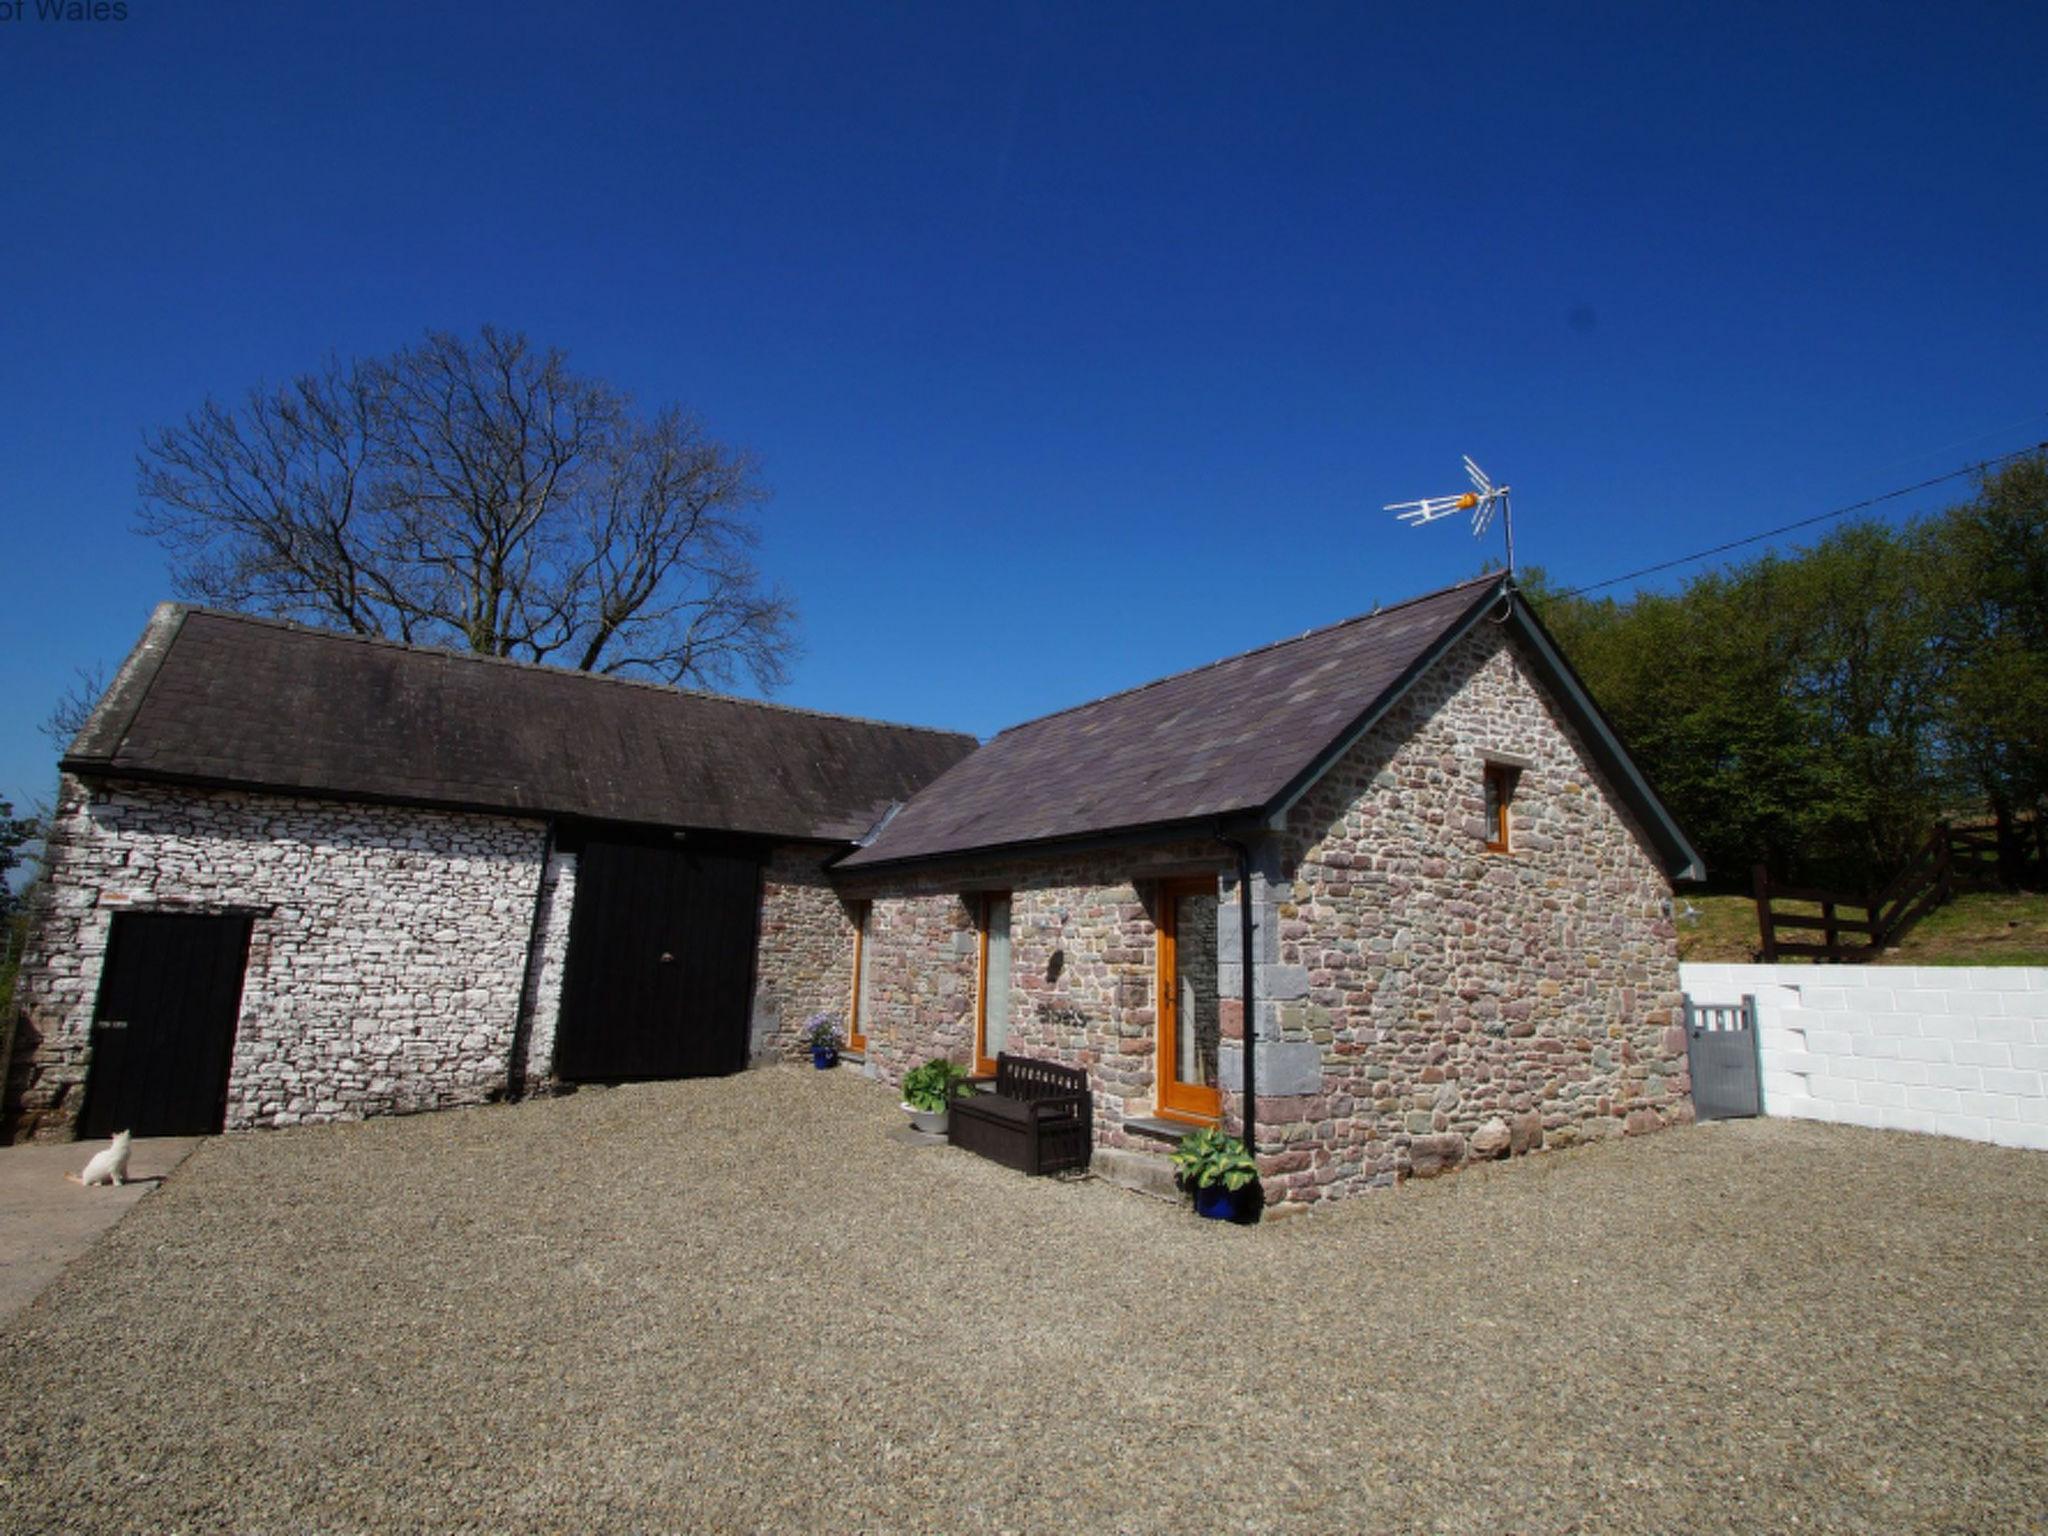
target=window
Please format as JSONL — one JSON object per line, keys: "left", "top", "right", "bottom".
{"left": 847, "top": 902, "right": 872, "bottom": 1052}
{"left": 974, "top": 892, "right": 1012, "bottom": 1075}
{"left": 1484, "top": 763, "right": 1520, "bottom": 853}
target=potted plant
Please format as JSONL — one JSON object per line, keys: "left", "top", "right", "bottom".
{"left": 900, "top": 1057, "right": 973, "bottom": 1134}
{"left": 1169, "top": 1127, "right": 1262, "bottom": 1224}
{"left": 800, "top": 1013, "right": 844, "bottom": 1069}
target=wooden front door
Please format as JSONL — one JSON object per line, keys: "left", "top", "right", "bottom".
{"left": 82, "top": 912, "right": 253, "bottom": 1138}
{"left": 555, "top": 840, "right": 762, "bottom": 1081}
{"left": 1156, "top": 877, "right": 1222, "bottom": 1123}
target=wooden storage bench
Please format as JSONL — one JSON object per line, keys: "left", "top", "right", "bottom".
{"left": 949, "top": 1054, "right": 1093, "bottom": 1175}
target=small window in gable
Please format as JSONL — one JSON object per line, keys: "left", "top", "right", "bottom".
{"left": 1484, "top": 763, "right": 1520, "bottom": 853}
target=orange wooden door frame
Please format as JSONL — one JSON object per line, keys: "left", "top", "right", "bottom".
{"left": 973, "top": 891, "right": 1011, "bottom": 1076}
{"left": 846, "top": 901, "right": 869, "bottom": 1051}
{"left": 1156, "top": 875, "right": 1222, "bottom": 1123}
{"left": 1484, "top": 763, "right": 1517, "bottom": 853}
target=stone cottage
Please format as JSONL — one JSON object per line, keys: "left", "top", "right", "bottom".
{"left": 7, "top": 572, "right": 1702, "bottom": 1214}
{"left": 3, "top": 603, "right": 974, "bottom": 1141}
{"left": 831, "top": 573, "right": 1703, "bottom": 1209}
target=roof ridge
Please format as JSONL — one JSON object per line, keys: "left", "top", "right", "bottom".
{"left": 984, "top": 572, "right": 1505, "bottom": 738}
{"left": 172, "top": 605, "right": 978, "bottom": 741}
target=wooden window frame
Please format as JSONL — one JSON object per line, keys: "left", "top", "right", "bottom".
{"left": 1155, "top": 875, "right": 1222, "bottom": 1126}
{"left": 973, "top": 891, "right": 1012, "bottom": 1077}
{"left": 846, "top": 901, "right": 870, "bottom": 1052}
{"left": 1484, "top": 762, "right": 1520, "bottom": 853}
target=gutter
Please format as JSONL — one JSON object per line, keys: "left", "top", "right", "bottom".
{"left": 830, "top": 812, "right": 1248, "bottom": 880}
{"left": 1216, "top": 825, "right": 1260, "bottom": 1197}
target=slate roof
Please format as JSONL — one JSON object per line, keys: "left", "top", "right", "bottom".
{"left": 65, "top": 606, "right": 978, "bottom": 843}
{"left": 840, "top": 576, "right": 1498, "bottom": 867}
{"left": 840, "top": 574, "right": 1703, "bottom": 878}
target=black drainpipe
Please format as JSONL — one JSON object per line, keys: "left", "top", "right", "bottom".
{"left": 505, "top": 816, "right": 558, "bottom": 1100}
{"left": 1216, "top": 827, "right": 1258, "bottom": 1178}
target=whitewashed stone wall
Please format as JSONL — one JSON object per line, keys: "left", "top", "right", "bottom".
{"left": 513, "top": 850, "right": 578, "bottom": 1090}
{"left": 1682, "top": 962, "right": 2048, "bottom": 1151}
{"left": 6, "top": 775, "right": 549, "bottom": 1138}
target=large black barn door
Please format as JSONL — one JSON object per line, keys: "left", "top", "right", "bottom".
{"left": 554, "top": 841, "right": 762, "bottom": 1081}
{"left": 82, "top": 912, "right": 253, "bottom": 1138}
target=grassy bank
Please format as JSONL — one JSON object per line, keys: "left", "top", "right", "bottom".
{"left": 1679, "top": 888, "right": 2048, "bottom": 966}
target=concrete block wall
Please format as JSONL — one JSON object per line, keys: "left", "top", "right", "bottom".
{"left": 1681, "top": 963, "right": 2048, "bottom": 1152}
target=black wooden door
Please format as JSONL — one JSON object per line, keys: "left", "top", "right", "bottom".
{"left": 554, "top": 841, "right": 762, "bottom": 1081}
{"left": 82, "top": 912, "right": 253, "bottom": 1138}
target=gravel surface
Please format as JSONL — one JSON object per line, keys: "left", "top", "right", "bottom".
{"left": 1, "top": 1068, "right": 2043, "bottom": 1534}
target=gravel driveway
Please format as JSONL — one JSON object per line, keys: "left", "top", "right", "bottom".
{"left": 2, "top": 1068, "right": 2043, "bottom": 1534}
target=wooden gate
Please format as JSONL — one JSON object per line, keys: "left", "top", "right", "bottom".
{"left": 553, "top": 839, "right": 762, "bottom": 1081}
{"left": 81, "top": 912, "right": 253, "bottom": 1137}
{"left": 1684, "top": 994, "right": 1762, "bottom": 1121}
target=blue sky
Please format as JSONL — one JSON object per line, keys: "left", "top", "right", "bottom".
{"left": 2, "top": 0, "right": 2044, "bottom": 822}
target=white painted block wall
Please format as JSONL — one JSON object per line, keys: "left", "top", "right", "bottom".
{"left": 1680, "top": 963, "right": 2048, "bottom": 1152}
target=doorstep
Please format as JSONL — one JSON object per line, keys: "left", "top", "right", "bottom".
{"left": 1123, "top": 1116, "right": 1205, "bottom": 1144}
{"left": 1092, "top": 1142, "right": 1181, "bottom": 1203}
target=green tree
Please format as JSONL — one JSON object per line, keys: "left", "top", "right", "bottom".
{"left": 0, "top": 799, "right": 34, "bottom": 924}
{"left": 1531, "top": 568, "right": 1841, "bottom": 888}
{"left": 1529, "top": 522, "right": 1947, "bottom": 893}
{"left": 1924, "top": 451, "right": 2048, "bottom": 872}
{"left": 1766, "top": 522, "right": 1945, "bottom": 883}
{"left": 0, "top": 798, "right": 38, "bottom": 1024}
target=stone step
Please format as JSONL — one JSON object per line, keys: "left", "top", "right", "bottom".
{"left": 1091, "top": 1145, "right": 1183, "bottom": 1203}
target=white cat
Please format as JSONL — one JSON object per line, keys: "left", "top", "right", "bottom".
{"left": 69, "top": 1130, "right": 134, "bottom": 1187}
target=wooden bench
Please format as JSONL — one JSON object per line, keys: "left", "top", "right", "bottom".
{"left": 948, "top": 1054, "right": 1093, "bottom": 1175}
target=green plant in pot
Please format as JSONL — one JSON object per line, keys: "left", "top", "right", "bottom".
{"left": 1169, "top": 1127, "right": 1262, "bottom": 1224}
{"left": 900, "top": 1058, "right": 973, "bottom": 1135}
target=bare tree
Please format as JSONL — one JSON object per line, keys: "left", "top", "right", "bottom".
{"left": 40, "top": 664, "right": 109, "bottom": 749}
{"left": 137, "top": 326, "right": 797, "bottom": 688}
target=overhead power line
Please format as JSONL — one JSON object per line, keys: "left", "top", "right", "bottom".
{"left": 1551, "top": 439, "right": 2048, "bottom": 601}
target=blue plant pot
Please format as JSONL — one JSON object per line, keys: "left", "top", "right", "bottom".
{"left": 810, "top": 1047, "right": 838, "bottom": 1070}
{"left": 1194, "top": 1182, "right": 1255, "bottom": 1223}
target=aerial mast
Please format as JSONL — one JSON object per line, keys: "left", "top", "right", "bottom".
{"left": 1384, "top": 456, "right": 1515, "bottom": 581}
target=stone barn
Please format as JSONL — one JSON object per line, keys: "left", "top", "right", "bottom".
{"left": 830, "top": 573, "right": 1703, "bottom": 1209}
{"left": 3, "top": 604, "right": 973, "bottom": 1140}
{"left": 7, "top": 573, "right": 1703, "bottom": 1214}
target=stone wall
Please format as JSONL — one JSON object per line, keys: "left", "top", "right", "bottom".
{"left": 836, "top": 840, "right": 1230, "bottom": 1141}
{"left": 513, "top": 849, "right": 578, "bottom": 1091}
{"left": 1256, "top": 624, "right": 1687, "bottom": 1207}
{"left": 5, "top": 775, "right": 549, "bottom": 1138}
{"left": 841, "top": 625, "right": 1686, "bottom": 1212}
{"left": 3, "top": 782, "right": 885, "bottom": 1138}
{"left": 751, "top": 845, "right": 862, "bottom": 1062}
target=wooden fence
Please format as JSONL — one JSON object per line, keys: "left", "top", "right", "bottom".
{"left": 1752, "top": 822, "right": 2008, "bottom": 963}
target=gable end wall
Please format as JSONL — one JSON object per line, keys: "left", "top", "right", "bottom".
{"left": 1253, "top": 622, "right": 1688, "bottom": 1205}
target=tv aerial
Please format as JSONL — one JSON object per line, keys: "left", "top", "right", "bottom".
{"left": 1384, "top": 455, "right": 1516, "bottom": 578}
